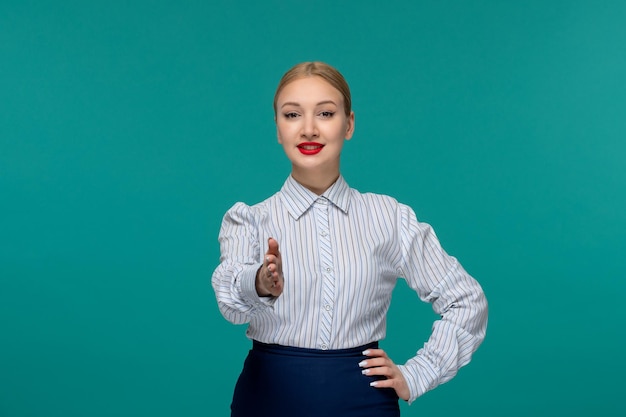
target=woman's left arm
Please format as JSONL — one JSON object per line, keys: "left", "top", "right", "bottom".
{"left": 362, "top": 205, "right": 488, "bottom": 403}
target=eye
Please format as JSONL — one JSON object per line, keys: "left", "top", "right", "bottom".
{"left": 319, "top": 111, "right": 335, "bottom": 119}
{"left": 283, "top": 112, "right": 299, "bottom": 119}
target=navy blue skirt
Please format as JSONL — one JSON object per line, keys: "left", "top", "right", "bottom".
{"left": 231, "top": 341, "right": 400, "bottom": 417}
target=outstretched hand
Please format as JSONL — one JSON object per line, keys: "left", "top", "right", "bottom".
{"left": 359, "top": 348, "right": 410, "bottom": 401}
{"left": 255, "top": 237, "right": 284, "bottom": 297}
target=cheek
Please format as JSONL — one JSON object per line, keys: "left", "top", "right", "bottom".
{"left": 328, "top": 123, "right": 348, "bottom": 139}
{"left": 276, "top": 123, "right": 296, "bottom": 140}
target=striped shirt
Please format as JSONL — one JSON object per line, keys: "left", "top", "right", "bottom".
{"left": 212, "top": 175, "right": 488, "bottom": 402}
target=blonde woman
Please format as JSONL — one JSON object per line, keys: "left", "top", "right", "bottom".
{"left": 212, "top": 62, "right": 488, "bottom": 417}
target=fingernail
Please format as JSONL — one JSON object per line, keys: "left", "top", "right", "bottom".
{"left": 266, "top": 256, "right": 270, "bottom": 263}
{"left": 362, "top": 350, "right": 370, "bottom": 355}
{"left": 358, "top": 360, "right": 367, "bottom": 367}
{"left": 370, "top": 381, "right": 378, "bottom": 387}
{"left": 361, "top": 369, "right": 370, "bottom": 375}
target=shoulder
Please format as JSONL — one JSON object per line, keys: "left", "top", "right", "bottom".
{"left": 222, "top": 192, "right": 280, "bottom": 224}
{"left": 349, "top": 187, "right": 410, "bottom": 214}
{"left": 348, "top": 187, "right": 423, "bottom": 233}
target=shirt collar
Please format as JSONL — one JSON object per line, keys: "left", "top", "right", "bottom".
{"left": 280, "top": 175, "right": 351, "bottom": 220}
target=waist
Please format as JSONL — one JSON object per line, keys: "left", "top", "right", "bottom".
{"left": 252, "top": 340, "right": 379, "bottom": 358}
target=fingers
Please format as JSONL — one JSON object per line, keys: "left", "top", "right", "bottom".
{"left": 256, "top": 237, "right": 284, "bottom": 297}
{"left": 359, "top": 348, "right": 410, "bottom": 401}
{"left": 264, "top": 238, "right": 282, "bottom": 274}
{"left": 264, "top": 238, "right": 281, "bottom": 272}
{"left": 264, "top": 254, "right": 278, "bottom": 267}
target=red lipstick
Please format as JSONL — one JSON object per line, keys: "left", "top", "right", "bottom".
{"left": 297, "top": 142, "right": 324, "bottom": 155}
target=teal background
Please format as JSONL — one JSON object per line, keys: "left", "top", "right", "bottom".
{"left": 1, "top": 1, "right": 625, "bottom": 415}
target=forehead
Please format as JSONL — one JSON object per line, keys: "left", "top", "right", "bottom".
{"left": 277, "top": 76, "right": 343, "bottom": 105}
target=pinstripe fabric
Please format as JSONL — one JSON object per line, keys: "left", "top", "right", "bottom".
{"left": 314, "top": 197, "right": 335, "bottom": 349}
{"left": 212, "top": 175, "right": 488, "bottom": 402}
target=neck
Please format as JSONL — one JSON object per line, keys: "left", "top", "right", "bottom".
{"left": 291, "top": 168, "right": 340, "bottom": 195}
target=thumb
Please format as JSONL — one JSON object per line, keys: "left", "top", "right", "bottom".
{"left": 267, "top": 237, "right": 280, "bottom": 257}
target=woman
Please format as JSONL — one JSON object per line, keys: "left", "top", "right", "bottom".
{"left": 212, "top": 62, "right": 488, "bottom": 416}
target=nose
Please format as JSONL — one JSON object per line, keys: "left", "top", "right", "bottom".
{"left": 301, "top": 114, "right": 319, "bottom": 139}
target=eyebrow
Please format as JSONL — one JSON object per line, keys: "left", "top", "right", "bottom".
{"left": 280, "top": 100, "right": 338, "bottom": 109}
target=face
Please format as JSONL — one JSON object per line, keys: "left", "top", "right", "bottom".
{"left": 275, "top": 76, "right": 355, "bottom": 180}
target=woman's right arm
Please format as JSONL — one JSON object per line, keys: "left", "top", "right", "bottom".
{"left": 211, "top": 203, "right": 276, "bottom": 324}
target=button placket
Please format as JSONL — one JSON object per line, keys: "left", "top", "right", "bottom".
{"left": 314, "top": 197, "right": 335, "bottom": 349}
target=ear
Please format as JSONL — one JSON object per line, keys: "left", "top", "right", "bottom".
{"left": 276, "top": 121, "right": 283, "bottom": 144}
{"left": 344, "top": 111, "right": 355, "bottom": 140}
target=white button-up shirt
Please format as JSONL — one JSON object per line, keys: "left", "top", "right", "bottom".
{"left": 212, "top": 175, "right": 487, "bottom": 402}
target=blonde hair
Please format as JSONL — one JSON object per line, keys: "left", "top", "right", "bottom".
{"left": 274, "top": 62, "right": 352, "bottom": 117}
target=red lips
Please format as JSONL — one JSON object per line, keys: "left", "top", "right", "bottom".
{"left": 297, "top": 142, "right": 324, "bottom": 155}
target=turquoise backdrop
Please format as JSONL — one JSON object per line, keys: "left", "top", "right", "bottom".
{"left": 1, "top": 1, "right": 625, "bottom": 416}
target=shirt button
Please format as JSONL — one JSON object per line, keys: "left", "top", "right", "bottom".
{"left": 321, "top": 344, "right": 328, "bottom": 350}
{"left": 326, "top": 267, "right": 331, "bottom": 272}
{"left": 321, "top": 231, "right": 328, "bottom": 236}
{"left": 324, "top": 304, "right": 331, "bottom": 311}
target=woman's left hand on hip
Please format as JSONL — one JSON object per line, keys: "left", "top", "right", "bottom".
{"left": 359, "top": 348, "right": 410, "bottom": 401}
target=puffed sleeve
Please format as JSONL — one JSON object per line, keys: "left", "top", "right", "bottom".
{"left": 211, "top": 202, "right": 276, "bottom": 325}
{"left": 395, "top": 204, "right": 488, "bottom": 403}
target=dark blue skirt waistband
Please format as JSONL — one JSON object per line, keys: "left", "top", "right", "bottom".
{"left": 252, "top": 340, "right": 378, "bottom": 358}
{"left": 232, "top": 339, "right": 399, "bottom": 416}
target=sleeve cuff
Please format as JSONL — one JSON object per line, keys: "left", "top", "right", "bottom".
{"left": 397, "top": 354, "right": 440, "bottom": 404}
{"left": 238, "top": 263, "right": 277, "bottom": 309}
